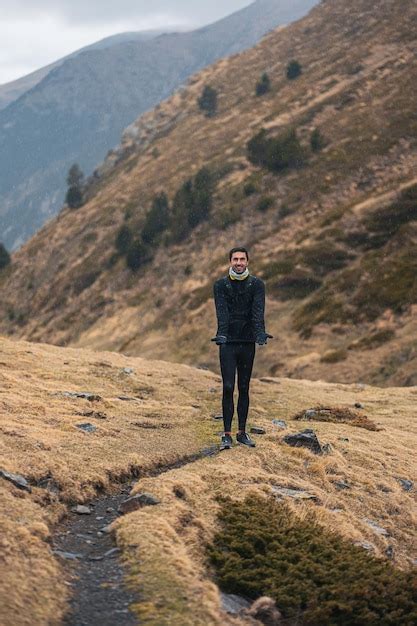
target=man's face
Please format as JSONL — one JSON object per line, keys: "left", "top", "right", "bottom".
{"left": 231, "top": 252, "right": 248, "bottom": 273}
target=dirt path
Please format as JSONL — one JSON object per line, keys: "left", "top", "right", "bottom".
{"left": 52, "top": 447, "right": 218, "bottom": 626}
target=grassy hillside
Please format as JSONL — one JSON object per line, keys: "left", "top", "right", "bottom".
{"left": 0, "top": 0, "right": 416, "bottom": 386}
{"left": 0, "top": 336, "right": 416, "bottom": 624}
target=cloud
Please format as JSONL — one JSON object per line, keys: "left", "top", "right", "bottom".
{"left": 0, "top": 1, "right": 250, "bottom": 26}
{"left": 0, "top": 1, "right": 251, "bottom": 84}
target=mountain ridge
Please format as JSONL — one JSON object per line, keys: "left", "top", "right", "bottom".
{"left": 0, "top": 0, "right": 318, "bottom": 250}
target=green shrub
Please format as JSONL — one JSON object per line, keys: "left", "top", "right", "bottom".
{"left": 300, "top": 242, "right": 352, "bottom": 276}
{"left": 208, "top": 495, "right": 417, "bottom": 626}
{"left": 243, "top": 181, "right": 257, "bottom": 196}
{"left": 198, "top": 85, "right": 218, "bottom": 117}
{"left": 278, "top": 204, "right": 293, "bottom": 219}
{"left": 255, "top": 72, "right": 271, "bottom": 96}
{"left": 270, "top": 273, "right": 322, "bottom": 300}
{"left": 320, "top": 348, "right": 348, "bottom": 363}
{"left": 349, "top": 328, "right": 395, "bottom": 350}
{"left": 310, "top": 128, "right": 326, "bottom": 152}
{"left": 115, "top": 224, "right": 133, "bottom": 255}
{"left": 169, "top": 168, "right": 214, "bottom": 242}
{"left": 256, "top": 196, "right": 274, "bottom": 212}
{"left": 0, "top": 242, "right": 11, "bottom": 269}
{"left": 141, "top": 192, "right": 170, "bottom": 245}
{"left": 363, "top": 184, "right": 417, "bottom": 247}
{"left": 287, "top": 59, "right": 302, "bottom": 80}
{"left": 247, "top": 128, "right": 306, "bottom": 173}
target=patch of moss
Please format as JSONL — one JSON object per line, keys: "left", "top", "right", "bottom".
{"left": 187, "top": 283, "right": 212, "bottom": 310}
{"left": 260, "top": 256, "right": 297, "bottom": 281}
{"left": 299, "top": 241, "right": 352, "bottom": 277}
{"left": 349, "top": 328, "right": 395, "bottom": 351}
{"left": 293, "top": 291, "right": 349, "bottom": 333}
{"left": 320, "top": 348, "right": 348, "bottom": 363}
{"left": 269, "top": 273, "right": 322, "bottom": 300}
{"left": 208, "top": 495, "right": 417, "bottom": 625}
{"left": 293, "top": 405, "right": 381, "bottom": 431}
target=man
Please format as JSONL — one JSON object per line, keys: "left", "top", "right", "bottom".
{"left": 212, "top": 247, "right": 272, "bottom": 450}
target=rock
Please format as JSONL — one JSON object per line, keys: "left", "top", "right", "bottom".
{"left": 53, "top": 550, "right": 83, "bottom": 560}
{"left": 104, "top": 547, "right": 120, "bottom": 559}
{"left": 101, "top": 525, "right": 113, "bottom": 534}
{"left": 356, "top": 541, "right": 375, "bottom": 551}
{"left": 338, "top": 437, "right": 349, "bottom": 442}
{"left": 283, "top": 429, "right": 323, "bottom": 454}
{"left": 76, "top": 423, "right": 97, "bottom": 433}
{"left": 272, "top": 486, "right": 317, "bottom": 501}
{"left": 212, "top": 414, "right": 223, "bottom": 420}
{"left": 272, "top": 419, "right": 287, "bottom": 429}
{"left": 88, "top": 555, "right": 104, "bottom": 561}
{"left": 72, "top": 505, "right": 92, "bottom": 515}
{"left": 364, "top": 519, "right": 389, "bottom": 536}
{"left": 334, "top": 480, "right": 350, "bottom": 490}
{"left": 118, "top": 493, "right": 160, "bottom": 515}
{"left": 398, "top": 478, "right": 413, "bottom": 492}
{"left": 0, "top": 469, "right": 32, "bottom": 492}
{"left": 385, "top": 545, "right": 395, "bottom": 559}
{"left": 321, "top": 443, "right": 333, "bottom": 455}
{"left": 122, "top": 367, "right": 134, "bottom": 375}
{"left": 305, "top": 409, "right": 318, "bottom": 419}
{"left": 117, "top": 395, "right": 138, "bottom": 402}
{"left": 250, "top": 426, "right": 266, "bottom": 435}
{"left": 354, "top": 402, "right": 364, "bottom": 409}
{"left": 246, "top": 596, "right": 283, "bottom": 625}
{"left": 220, "top": 592, "right": 251, "bottom": 615}
{"left": 61, "top": 391, "right": 102, "bottom": 402}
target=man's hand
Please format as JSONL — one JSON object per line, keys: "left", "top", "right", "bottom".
{"left": 211, "top": 335, "right": 227, "bottom": 345}
{"left": 255, "top": 332, "right": 273, "bottom": 346}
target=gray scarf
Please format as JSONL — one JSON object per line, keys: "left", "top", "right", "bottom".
{"left": 229, "top": 267, "right": 249, "bottom": 281}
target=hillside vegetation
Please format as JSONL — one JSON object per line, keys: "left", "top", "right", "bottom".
{"left": 1, "top": 336, "right": 416, "bottom": 624}
{"left": 0, "top": 0, "right": 416, "bottom": 386}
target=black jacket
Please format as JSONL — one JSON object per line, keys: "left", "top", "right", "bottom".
{"left": 213, "top": 275, "right": 266, "bottom": 343}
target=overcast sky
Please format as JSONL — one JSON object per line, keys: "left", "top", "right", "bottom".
{"left": 0, "top": 0, "right": 252, "bottom": 85}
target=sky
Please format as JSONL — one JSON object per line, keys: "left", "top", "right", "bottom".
{"left": 0, "top": 0, "right": 253, "bottom": 85}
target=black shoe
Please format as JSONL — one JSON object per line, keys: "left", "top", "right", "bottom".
{"left": 236, "top": 432, "right": 256, "bottom": 447}
{"left": 220, "top": 434, "right": 233, "bottom": 450}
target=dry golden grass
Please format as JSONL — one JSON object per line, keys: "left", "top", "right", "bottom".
{"left": 1, "top": 0, "right": 417, "bottom": 387}
{"left": 1, "top": 336, "right": 415, "bottom": 624}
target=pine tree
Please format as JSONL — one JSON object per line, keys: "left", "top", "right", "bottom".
{"left": 141, "top": 192, "right": 170, "bottom": 244}
{"left": 115, "top": 225, "right": 133, "bottom": 255}
{"left": 65, "top": 163, "right": 84, "bottom": 209}
{"left": 126, "top": 239, "right": 152, "bottom": 271}
{"left": 310, "top": 128, "right": 326, "bottom": 152}
{"left": 287, "top": 60, "right": 302, "bottom": 80}
{"left": 198, "top": 85, "right": 218, "bottom": 117}
{"left": 190, "top": 167, "right": 213, "bottom": 227}
{"left": 256, "top": 73, "right": 271, "bottom": 96}
{"left": 0, "top": 242, "right": 11, "bottom": 269}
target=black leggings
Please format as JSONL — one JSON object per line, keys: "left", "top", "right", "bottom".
{"left": 219, "top": 342, "right": 256, "bottom": 433}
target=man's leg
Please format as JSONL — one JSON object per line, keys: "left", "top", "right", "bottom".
{"left": 219, "top": 343, "right": 237, "bottom": 434}
{"left": 236, "top": 343, "right": 256, "bottom": 433}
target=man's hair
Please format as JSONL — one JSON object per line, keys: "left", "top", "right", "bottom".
{"left": 229, "top": 246, "right": 249, "bottom": 261}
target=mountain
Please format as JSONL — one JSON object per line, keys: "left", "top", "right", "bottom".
{"left": 0, "top": 31, "right": 168, "bottom": 111}
{"left": 0, "top": 0, "right": 318, "bottom": 250}
{"left": 1, "top": 335, "right": 416, "bottom": 625}
{"left": 0, "top": 0, "right": 416, "bottom": 387}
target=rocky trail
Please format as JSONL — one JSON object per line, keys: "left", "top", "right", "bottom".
{"left": 52, "top": 447, "right": 218, "bottom": 626}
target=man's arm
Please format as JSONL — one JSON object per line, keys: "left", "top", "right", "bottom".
{"left": 251, "top": 279, "right": 266, "bottom": 337}
{"left": 252, "top": 279, "right": 273, "bottom": 344}
{"left": 213, "top": 280, "right": 229, "bottom": 339}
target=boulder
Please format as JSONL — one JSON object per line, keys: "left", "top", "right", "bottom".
{"left": 118, "top": 492, "right": 160, "bottom": 515}
{"left": 283, "top": 429, "right": 323, "bottom": 454}
{"left": 0, "top": 469, "right": 32, "bottom": 492}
